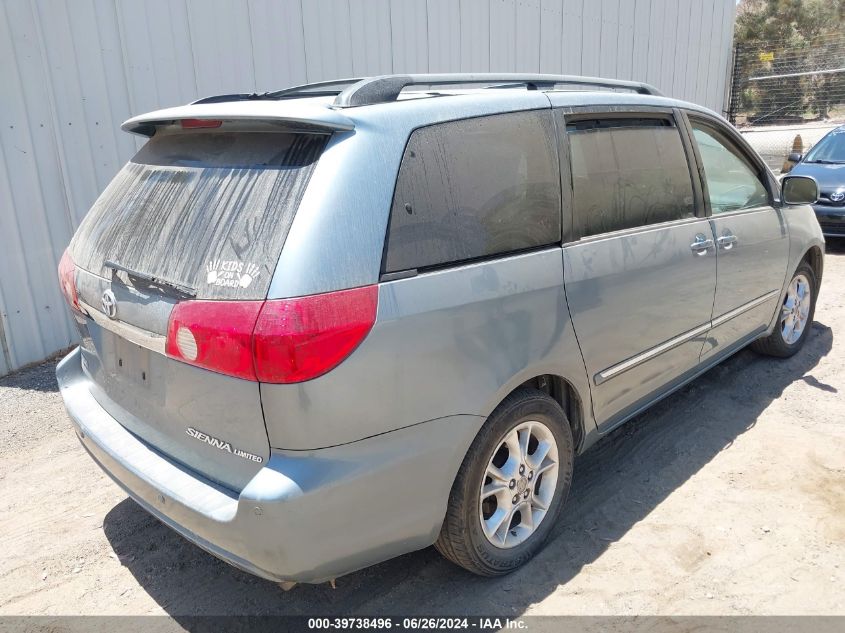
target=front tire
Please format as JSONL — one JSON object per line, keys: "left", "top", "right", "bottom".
{"left": 435, "top": 388, "right": 574, "bottom": 576}
{"left": 751, "top": 261, "right": 817, "bottom": 358}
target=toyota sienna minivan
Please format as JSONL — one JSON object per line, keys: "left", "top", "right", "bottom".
{"left": 57, "top": 74, "right": 824, "bottom": 583}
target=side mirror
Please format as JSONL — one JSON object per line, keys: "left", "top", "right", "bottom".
{"left": 787, "top": 152, "right": 803, "bottom": 163}
{"left": 782, "top": 175, "right": 819, "bottom": 205}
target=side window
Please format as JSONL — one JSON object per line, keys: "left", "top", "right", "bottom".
{"left": 383, "top": 110, "right": 561, "bottom": 274}
{"left": 690, "top": 120, "right": 770, "bottom": 214}
{"left": 567, "top": 117, "right": 695, "bottom": 238}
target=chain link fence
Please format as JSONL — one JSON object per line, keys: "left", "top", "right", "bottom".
{"left": 729, "top": 32, "right": 845, "bottom": 171}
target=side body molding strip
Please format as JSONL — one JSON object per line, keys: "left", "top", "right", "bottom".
{"left": 594, "top": 289, "right": 781, "bottom": 385}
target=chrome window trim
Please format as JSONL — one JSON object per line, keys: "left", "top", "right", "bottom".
{"left": 564, "top": 215, "right": 707, "bottom": 247}
{"left": 381, "top": 245, "right": 564, "bottom": 282}
{"left": 594, "top": 289, "right": 781, "bottom": 385}
{"left": 704, "top": 204, "right": 774, "bottom": 220}
{"left": 79, "top": 300, "right": 166, "bottom": 355}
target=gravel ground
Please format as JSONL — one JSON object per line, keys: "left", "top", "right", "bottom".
{"left": 1, "top": 243, "right": 843, "bottom": 619}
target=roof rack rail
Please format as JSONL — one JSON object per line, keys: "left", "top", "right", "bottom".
{"left": 332, "top": 73, "right": 663, "bottom": 107}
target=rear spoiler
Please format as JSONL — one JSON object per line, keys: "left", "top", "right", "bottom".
{"left": 121, "top": 101, "right": 355, "bottom": 137}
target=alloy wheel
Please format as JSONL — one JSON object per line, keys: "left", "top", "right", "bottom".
{"left": 780, "top": 273, "right": 812, "bottom": 345}
{"left": 478, "top": 420, "right": 559, "bottom": 549}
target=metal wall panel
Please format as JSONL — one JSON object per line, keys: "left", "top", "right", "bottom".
{"left": 427, "top": 0, "right": 460, "bottom": 73}
{"left": 539, "top": 0, "right": 563, "bottom": 73}
{"left": 460, "top": 0, "right": 491, "bottom": 72}
{"left": 390, "top": 0, "right": 429, "bottom": 73}
{"left": 561, "top": 0, "right": 584, "bottom": 74}
{"left": 489, "top": 0, "right": 517, "bottom": 72}
{"left": 515, "top": 0, "right": 541, "bottom": 72}
{"left": 599, "top": 0, "right": 620, "bottom": 79}
{"left": 0, "top": 0, "right": 735, "bottom": 376}
{"left": 350, "top": 0, "right": 393, "bottom": 76}
{"left": 580, "top": 0, "right": 602, "bottom": 76}
{"left": 673, "top": 0, "right": 692, "bottom": 98}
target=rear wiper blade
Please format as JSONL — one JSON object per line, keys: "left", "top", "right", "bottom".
{"left": 195, "top": 79, "right": 364, "bottom": 104}
{"left": 192, "top": 92, "right": 276, "bottom": 104}
{"left": 104, "top": 260, "right": 196, "bottom": 299}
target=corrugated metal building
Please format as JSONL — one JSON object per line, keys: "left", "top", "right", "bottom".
{"left": 0, "top": 0, "right": 736, "bottom": 376}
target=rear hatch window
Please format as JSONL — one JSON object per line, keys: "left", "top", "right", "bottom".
{"left": 68, "top": 128, "right": 327, "bottom": 491}
{"left": 70, "top": 130, "right": 328, "bottom": 299}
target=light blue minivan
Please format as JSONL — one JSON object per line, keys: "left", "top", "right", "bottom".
{"left": 57, "top": 74, "right": 824, "bottom": 583}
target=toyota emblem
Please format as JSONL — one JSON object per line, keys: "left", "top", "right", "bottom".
{"left": 830, "top": 191, "right": 845, "bottom": 203}
{"left": 101, "top": 289, "right": 117, "bottom": 319}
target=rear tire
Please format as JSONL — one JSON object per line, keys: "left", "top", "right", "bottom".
{"left": 751, "top": 261, "right": 817, "bottom": 358}
{"left": 435, "top": 388, "right": 574, "bottom": 576}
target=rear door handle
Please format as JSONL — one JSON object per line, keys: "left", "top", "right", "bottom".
{"left": 690, "top": 234, "right": 714, "bottom": 255}
{"left": 717, "top": 234, "right": 738, "bottom": 249}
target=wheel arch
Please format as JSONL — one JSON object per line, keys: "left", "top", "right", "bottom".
{"left": 512, "top": 374, "right": 586, "bottom": 452}
{"left": 478, "top": 369, "right": 591, "bottom": 453}
{"left": 801, "top": 244, "right": 824, "bottom": 289}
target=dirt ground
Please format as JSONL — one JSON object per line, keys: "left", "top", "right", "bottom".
{"left": 1, "top": 244, "right": 844, "bottom": 619}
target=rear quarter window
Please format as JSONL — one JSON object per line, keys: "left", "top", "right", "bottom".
{"left": 70, "top": 131, "right": 327, "bottom": 300}
{"left": 383, "top": 110, "right": 561, "bottom": 274}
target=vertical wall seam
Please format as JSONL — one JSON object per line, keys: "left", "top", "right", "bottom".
{"left": 300, "top": 0, "right": 310, "bottom": 81}
{"left": 346, "top": 0, "right": 355, "bottom": 76}
{"left": 0, "top": 36, "right": 44, "bottom": 363}
{"left": 643, "top": 0, "right": 652, "bottom": 83}
{"left": 456, "top": 0, "right": 462, "bottom": 73}
{"left": 560, "top": 0, "right": 566, "bottom": 72}
{"left": 95, "top": 0, "right": 130, "bottom": 163}
{"left": 29, "top": 0, "right": 76, "bottom": 234}
{"left": 672, "top": 0, "right": 681, "bottom": 95}
{"left": 487, "top": 0, "right": 492, "bottom": 73}
{"left": 245, "top": 0, "right": 258, "bottom": 91}
{"left": 12, "top": 1, "right": 74, "bottom": 347}
{"left": 0, "top": 284, "right": 13, "bottom": 373}
{"left": 65, "top": 0, "right": 103, "bottom": 201}
{"left": 702, "top": 0, "right": 718, "bottom": 107}
{"left": 28, "top": 0, "right": 80, "bottom": 350}
{"left": 579, "top": 0, "right": 584, "bottom": 72}
{"left": 183, "top": 0, "right": 201, "bottom": 98}
{"left": 387, "top": 0, "right": 394, "bottom": 73}
{"left": 114, "top": 0, "right": 138, "bottom": 116}
{"left": 423, "top": 0, "right": 430, "bottom": 72}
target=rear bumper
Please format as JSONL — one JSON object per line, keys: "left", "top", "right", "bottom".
{"left": 57, "top": 347, "right": 481, "bottom": 583}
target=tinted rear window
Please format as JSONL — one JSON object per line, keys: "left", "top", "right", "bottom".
{"left": 567, "top": 118, "right": 695, "bottom": 238}
{"left": 70, "top": 131, "right": 327, "bottom": 300}
{"left": 383, "top": 110, "right": 561, "bottom": 273}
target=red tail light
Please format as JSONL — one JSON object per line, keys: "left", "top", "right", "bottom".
{"left": 58, "top": 249, "right": 81, "bottom": 313}
{"left": 166, "top": 300, "right": 264, "bottom": 380}
{"left": 253, "top": 286, "right": 378, "bottom": 383}
{"left": 180, "top": 118, "right": 223, "bottom": 129}
{"left": 165, "top": 286, "right": 377, "bottom": 383}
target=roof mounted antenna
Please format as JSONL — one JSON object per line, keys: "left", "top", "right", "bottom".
{"left": 332, "top": 73, "right": 663, "bottom": 108}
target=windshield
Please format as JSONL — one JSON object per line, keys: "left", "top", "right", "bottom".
{"left": 70, "top": 131, "right": 327, "bottom": 300}
{"left": 804, "top": 128, "right": 845, "bottom": 163}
